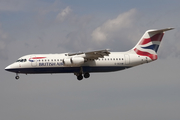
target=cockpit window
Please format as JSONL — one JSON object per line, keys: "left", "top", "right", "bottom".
{"left": 16, "top": 59, "right": 20, "bottom": 62}
{"left": 16, "top": 59, "right": 27, "bottom": 62}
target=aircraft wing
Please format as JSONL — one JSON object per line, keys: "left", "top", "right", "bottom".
{"left": 68, "top": 49, "right": 110, "bottom": 59}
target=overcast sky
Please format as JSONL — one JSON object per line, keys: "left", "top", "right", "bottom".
{"left": 1, "top": 0, "right": 180, "bottom": 120}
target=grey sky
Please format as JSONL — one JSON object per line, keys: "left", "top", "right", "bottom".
{"left": 1, "top": 0, "right": 180, "bottom": 120}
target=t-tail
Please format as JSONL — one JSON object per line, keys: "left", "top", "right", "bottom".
{"left": 132, "top": 28, "right": 174, "bottom": 60}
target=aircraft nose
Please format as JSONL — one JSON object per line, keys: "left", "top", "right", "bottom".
{"left": 5, "top": 65, "right": 11, "bottom": 71}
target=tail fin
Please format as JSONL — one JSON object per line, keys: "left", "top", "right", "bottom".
{"left": 133, "top": 28, "right": 174, "bottom": 60}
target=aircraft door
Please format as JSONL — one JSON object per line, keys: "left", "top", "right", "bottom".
{"left": 30, "top": 56, "right": 37, "bottom": 67}
{"left": 125, "top": 54, "right": 130, "bottom": 65}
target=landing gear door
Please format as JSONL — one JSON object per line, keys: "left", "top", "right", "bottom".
{"left": 30, "top": 56, "right": 37, "bottom": 67}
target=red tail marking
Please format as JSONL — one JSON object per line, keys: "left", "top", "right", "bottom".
{"left": 139, "top": 33, "right": 164, "bottom": 45}
{"left": 134, "top": 48, "right": 157, "bottom": 60}
{"left": 32, "top": 57, "right": 46, "bottom": 59}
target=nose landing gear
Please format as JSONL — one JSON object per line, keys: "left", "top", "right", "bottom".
{"left": 15, "top": 73, "right": 19, "bottom": 80}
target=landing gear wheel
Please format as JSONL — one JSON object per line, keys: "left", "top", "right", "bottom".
{"left": 15, "top": 76, "right": 19, "bottom": 80}
{"left": 77, "top": 75, "right": 83, "bottom": 81}
{"left": 84, "top": 73, "right": 90, "bottom": 78}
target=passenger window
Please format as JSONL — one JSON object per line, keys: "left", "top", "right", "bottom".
{"left": 24, "top": 59, "right": 27, "bottom": 62}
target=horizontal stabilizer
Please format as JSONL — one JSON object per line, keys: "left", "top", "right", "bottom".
{"left": 147, "top": 28, "right": 174, "bottom": 33}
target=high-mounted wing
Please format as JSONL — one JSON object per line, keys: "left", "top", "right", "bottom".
{"left": 84, "top": 49, "right": 110, "bottom": 59}
{"left": 68, "top": 49, "right": 110, "bottom": 59}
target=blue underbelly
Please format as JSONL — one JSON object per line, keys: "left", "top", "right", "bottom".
{"left": 7, "top": 66, "right": 130, "bottom": 74}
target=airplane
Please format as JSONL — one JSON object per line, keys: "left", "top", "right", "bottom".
{"left": 5, "top": 28, "right": 173, "bottom": 80}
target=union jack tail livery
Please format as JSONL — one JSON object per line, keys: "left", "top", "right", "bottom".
{"left": 133, "top": 28, "right": 174, "bottom": 60}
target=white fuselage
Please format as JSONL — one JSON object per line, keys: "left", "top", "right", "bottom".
{"left": 5, "top": 51, "right": 152, "bottom": 74}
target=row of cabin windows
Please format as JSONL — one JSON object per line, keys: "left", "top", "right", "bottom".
{"left": 16, "top": 58, "right": 124, "bottom": 62}
{"left": 87, "top": 58, "right": 124, "bottom": 61}
{"left": 37, "top": 58, "right": 124, "bottom": 62}
{"left": 100, "top": 58, "right": 123, "bottom": 61}
{"left": 37, "top": 59, "right": 63, "bottom": 62}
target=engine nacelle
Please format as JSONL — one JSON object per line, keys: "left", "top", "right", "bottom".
{"left": 71, "top": 57, "right": 84, "bottom": 65}
{"left": 63, "top": 58, "right": 72, "bottom": 66}
{"left": 63, "top": 57, "right": 84, "bottom": 66}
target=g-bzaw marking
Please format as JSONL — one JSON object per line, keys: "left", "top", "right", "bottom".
{"left": 5, "top": 28, "right": 174, "bottom": 80}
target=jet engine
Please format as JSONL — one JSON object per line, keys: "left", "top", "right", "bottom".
{"left": 63, "top": 57, "right": 84, "bottom": 66}
{"left": 63, "top": 58, "right": 71, "bottom": 66}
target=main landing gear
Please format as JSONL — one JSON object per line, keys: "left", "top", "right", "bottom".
{"left": 15, "top": 73, "right": 19, "bottom": 80}
{"left": 75, "top": 67, "right": 90, "bottom": 81}
{"left": 76, "top": 73, "right": 90, "bottom": 81}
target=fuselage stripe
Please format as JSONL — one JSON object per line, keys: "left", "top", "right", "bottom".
{"left": 31, "top": 57, "right": 46, "bottom": 59}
